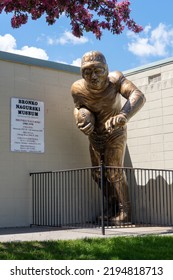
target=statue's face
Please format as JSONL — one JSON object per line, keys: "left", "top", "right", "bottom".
{"left": 82, "top": 64, "right": 108, "bottom": 90}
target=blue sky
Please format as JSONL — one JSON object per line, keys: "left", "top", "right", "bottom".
{"left": 0, "top": 0, "right": 173, "bottom": 72}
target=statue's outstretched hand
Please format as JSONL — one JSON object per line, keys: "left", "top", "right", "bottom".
{"left": 105, "top": 114, "right": 127, "bottom": 133}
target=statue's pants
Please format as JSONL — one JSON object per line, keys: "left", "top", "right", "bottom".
{"left": 89, "top": 125, "right": 130, "bottom": 218}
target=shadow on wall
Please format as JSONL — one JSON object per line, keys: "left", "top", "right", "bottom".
{"left": 124, "top": 146, "right": 173, "bottom": 226}
{"left": 128, "top": 172, "right": 173, "bottom": 226}
{"left": 124, "top": 145, "right": 133, "bottom": 168}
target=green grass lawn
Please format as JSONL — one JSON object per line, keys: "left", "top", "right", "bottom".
{"left": 0, "top": 235, "right": 173, "bottom": 260}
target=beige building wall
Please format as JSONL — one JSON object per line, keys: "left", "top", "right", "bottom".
{"left": 0, "top": 51, "right": 91, "bottom": 227}
{"left": 0, "top": 51, "right": 173, "bottom": 228}
{"left": 124, "top": 57, "right": 173, "bottom": 170}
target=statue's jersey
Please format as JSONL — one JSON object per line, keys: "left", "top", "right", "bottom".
{"left": 71, "top": 71, "right": 145, "bottom": 136}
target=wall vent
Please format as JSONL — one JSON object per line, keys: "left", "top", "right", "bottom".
{"left": 148, "top": 73, "right": 161, "bottom": 84}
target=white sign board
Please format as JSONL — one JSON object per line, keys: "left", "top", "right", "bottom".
{"left": 11, "top": 98, "right": 44, "bottom": 153}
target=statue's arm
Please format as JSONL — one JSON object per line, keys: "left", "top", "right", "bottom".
{"left": 105, "top": 72, "right": 146, "bottom": 132}
{"left": 118, "top": 74, "right": 146, "bottom": 121}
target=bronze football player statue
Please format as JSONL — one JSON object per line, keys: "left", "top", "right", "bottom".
{"left": 71, "top": 51, "right": 146, "bottom": 224}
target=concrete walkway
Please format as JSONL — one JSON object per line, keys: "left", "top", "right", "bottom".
{"left": 0, "top": 226, "right": 173, "bottom": 242}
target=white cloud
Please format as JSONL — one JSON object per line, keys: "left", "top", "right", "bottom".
{"left": 0, "top": 33, "right": 49, "bottom": 60}
{"left": 143, "top": 25, "right": 152, "bottom": 34}
{"left": 71, "top": 58, "right": 81, "bottom": 67}
{"left": 48, "top": 31, "right": 89, "bottom": 45}
{"left": 0, "top": 34, "right": 16, "bottom": 51}
{"left": 14, "top": 46, "right": 49, "bottom": 60}
{"left": 56, "top": 60, "right": 68, "bottom": 64}
{"left": 55, "top": 58, "right": 81, "bottom": 66}
{"left": 127, "top": 23, "right": 173, "bottom": 58}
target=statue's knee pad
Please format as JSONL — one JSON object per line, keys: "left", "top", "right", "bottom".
{"left": 106, "top": 168, "right": 124, "bottom": 184}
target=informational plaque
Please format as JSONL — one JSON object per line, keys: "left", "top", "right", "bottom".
{"left": 11, "top": 98, "right": 44, "bottom": 153}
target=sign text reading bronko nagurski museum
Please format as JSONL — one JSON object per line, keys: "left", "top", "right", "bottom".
{"left": 11, "top": 97, "right": 44, "bottom": 153}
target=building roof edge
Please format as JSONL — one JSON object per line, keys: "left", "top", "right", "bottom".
{"left": 0, "top": 51, "right": 80, "bottom": 74}
{"left": 123, "top": 57, "right": 173, "bottom": 76}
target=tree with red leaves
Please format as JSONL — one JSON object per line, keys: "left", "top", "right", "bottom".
{"left": 0, "top": 0, "right": 143, "bottom": 39}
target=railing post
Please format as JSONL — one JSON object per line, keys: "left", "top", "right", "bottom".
{"left": 100, "top": 153, "right": 105, "bottom": 235}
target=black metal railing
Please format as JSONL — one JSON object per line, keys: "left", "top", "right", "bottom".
{"left": 30, "top": 166, "right": 173, "bottom": 234}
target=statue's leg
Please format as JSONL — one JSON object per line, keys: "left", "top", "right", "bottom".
{"left": 110, "top": 172, "right": 131, "bottom": 224}
{"left": 89, "top": 143, "right": 101, "bottom": 183}
{"left": 104, "top": 126, "right": 131, "bottom": 224}
{"left": 89, "top": 143, "right": 113, "bottom": 218}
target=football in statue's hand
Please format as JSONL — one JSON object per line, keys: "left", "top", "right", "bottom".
{"left": 77, "top": 107, "right": 95, "bottom": 127}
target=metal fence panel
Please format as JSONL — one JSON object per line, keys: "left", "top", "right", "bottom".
{"left": 30, "top": 167, "right": 173, "bottom": 233}
{"left": 31, "top": 167, "right": 102, "bottom": 228}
